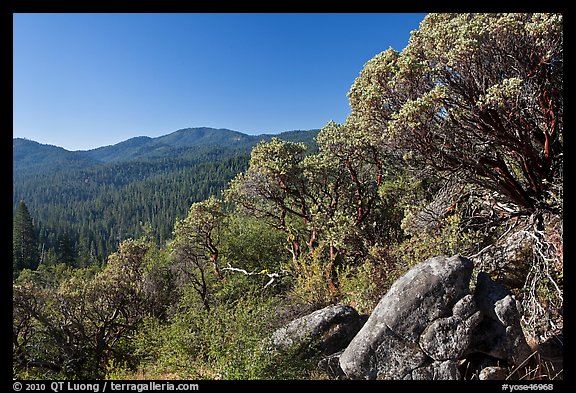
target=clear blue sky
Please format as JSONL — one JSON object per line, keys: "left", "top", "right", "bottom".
{"left": 13, "top": 13, "right": 428, "bottom": 151}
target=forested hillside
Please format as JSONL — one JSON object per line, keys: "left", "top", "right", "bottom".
{"left": 13, "top": 128, "right": 319, "bottom": 265}
{"left": 13, "top": 14, "right": 562, "bottom": 381}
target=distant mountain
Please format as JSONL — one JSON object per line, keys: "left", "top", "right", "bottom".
{"left": 13, "top": 138, "right": 101, "bottom": 175}
{"left": 152, "top": 127, "right": 256, "bottom": 148}
{"left": 83, "top": 128, "right": 259, "bottom": 163}
{"left": 82, "top": 136, "right": 154, "bottom": 163}
{"left": 14, "top": 127, "right": 319, "bottom": 175}
{"left": 13, "top": 127, "right": 319, "bottom": 264}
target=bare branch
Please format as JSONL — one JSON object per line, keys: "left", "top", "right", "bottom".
{"left": 221, "top": 264, "right": 290, "bottom": 290}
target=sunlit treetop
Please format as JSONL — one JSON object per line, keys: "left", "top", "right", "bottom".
{"left": 344, "top": 13, "right": 563, "bottom": 213}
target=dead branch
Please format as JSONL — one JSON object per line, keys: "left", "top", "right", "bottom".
{"left": 221, "top": 264, "right": 290, "bottom": 290}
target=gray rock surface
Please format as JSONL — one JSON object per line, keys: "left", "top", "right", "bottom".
{"left": 470, "top": 273, "right": 533, "bottom": 366}
{"left": 272, "top": 254, "right": 536, "bottom": 380}
{"left": 478, "top": 366, "right": 509, "bottom": 380}
{"left": 474, "top": 272, "right": 512, "bottom": 320}
{"left": 419, "top": 295, "right": 482, "bottom": 361}
{"left": 339, "top": 255, "right": 474, "bottom": 379}
{"left": 317, "top": 350, "right": 346, "bottom": 379}
{"left": 408, "top": 360, "right": 461, "bottom": 380}
{"left": 336, "top": 254, "right": 532, "bottom": 380}
{"left": 271, "top": 303, "right": 365, "bottom": 356}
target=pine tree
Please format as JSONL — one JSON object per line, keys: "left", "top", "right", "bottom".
{"left": 57, "top": 231, "right": 77, "bottom": 266}
{"left": 13, "top": 200, "right": 40, "bottom": 272}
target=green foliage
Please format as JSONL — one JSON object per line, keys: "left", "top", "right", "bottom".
{"left": 348, "top": 13, "right": 563, "bottom": 214}
{"left": 393, "top": 213, "right": 485, "bottom": 269}
{"left": 338, "top": 262, "right": 378, "bottom": 315}
{"left": 286, "top": 248, "right": 336, "bottom": 308}
{"left": 140, "top": 244, "right": 177, "bottom": 319}
{"left": 338, "top": 245, "right": 410, "bottom": 315}
{"left": 13, "top": 201, "right": 40, "bottom": 272}
{"left": 194, "top": 298, "right": 277, "bottom": 379}
{"left": 225, "top": 138, "right": 309, "bottom": 230}
{"left": 13, "top": 237, "right": 161, "bottom": 379}
{"left": 125, "top": 292, "right": 311, "bottom": 380}
{"left": 174, "top": 196, "right": 224, "bottom": 272}
{"left": 225, "top": 138, "right": 318, "bottom": 266}
{"left": 170, "top": 197, "right": 226, "bottom": 311}
{"left": 14, "top": 129, "right": 319, "bottom": 266}
{"left": 14, "top": 149, "right": 250, "bottom": 266}
{"left": 12, "top": 14, "right": 564, "bottom": 381}
{"left": 220, "top": 213, "right": 290, "bottom": 274}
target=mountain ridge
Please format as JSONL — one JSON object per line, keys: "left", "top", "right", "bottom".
{"left": 14, "top": 127, "right": 320, "bottom": 174}
{"left": 13, "top": 126, "right": 320, "bottom": 261}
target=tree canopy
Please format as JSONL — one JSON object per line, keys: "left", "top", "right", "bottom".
{"left": 347, "top": 13, "right": 563, "bottom": 215}
{"left": 13, "top": 13, "right": 563, "bottom": 381}
{"left": 13, "top": 201, "right": 39, "bottom": 272}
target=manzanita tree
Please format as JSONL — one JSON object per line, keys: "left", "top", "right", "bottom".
{"left": 348, "top": 13, "right": 563, "bottom": 216}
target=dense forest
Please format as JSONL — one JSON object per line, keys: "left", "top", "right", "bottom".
{"left": 13, "top": 13, "right": 563, "bottom": 380}
{"left": 13, "top": 128, "right": 319, "bottom": 266}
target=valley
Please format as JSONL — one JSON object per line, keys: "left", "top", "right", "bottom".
{"left": 13, "top": 127, "right": 319, "bottom": 265}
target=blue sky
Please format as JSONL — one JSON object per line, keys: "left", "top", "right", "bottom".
{"left": 13, "top": 13, "right": 427, "bottom": 151}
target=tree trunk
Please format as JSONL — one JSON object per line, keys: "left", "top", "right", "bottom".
{"left": 325, "top": 244, "right": 339, "bottom": 301}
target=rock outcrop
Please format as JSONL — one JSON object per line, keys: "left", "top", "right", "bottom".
{"left": 270, "top": 254, "right": 536, "bottom": 380}
{"left": 468, "top": 272, "right": 533, "bottom": 366}
{"left": 337, "top": 255, "right": 532, "bottom": 380}
{"left": 271, "top": 303, "right": 366, "bottom": 356}
{"left": 339, "top": 255, "right": 474, "bottom": 380}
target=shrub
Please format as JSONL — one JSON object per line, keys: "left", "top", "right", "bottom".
{"left": 122, "top": 287, "right": 316, "bottom": 380}
{"left": 393, "top": 212, "right": 485, "bottom": 268}
{"left": 285, "top": 247, "right": 337, "bottom": 308}
{"left": 339, "top": 246, "right": 405, "bottom": 314}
